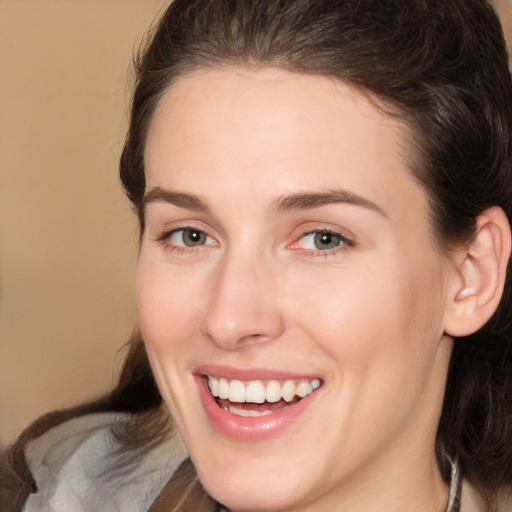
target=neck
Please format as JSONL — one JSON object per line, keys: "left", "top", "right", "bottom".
{"left": 285, "top": 448, "right": 450, "bottom": 512}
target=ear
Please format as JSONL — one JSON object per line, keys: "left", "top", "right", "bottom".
{"left": 444, "top": 206, "right": 511, "bottom": 337}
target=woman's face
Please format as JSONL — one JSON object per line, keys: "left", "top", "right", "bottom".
{"left": 138, "top": 67, "right": 455, "bottom": 511}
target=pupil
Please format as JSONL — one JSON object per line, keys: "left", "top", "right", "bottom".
{"left": 320, "top": 233, "right": 331, "bottom": 245}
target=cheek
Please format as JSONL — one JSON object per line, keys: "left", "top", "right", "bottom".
{"left": 291, "top": 254, "right": 447, "bottom": 381}
{"left": 135, "top": 258, "right": 208, "bottom": 429}
{"left": 292, "top": 258, "right": 448, "bottom": 441}
{"left": 136, "top": 258, "right": 202, "bottom": 353}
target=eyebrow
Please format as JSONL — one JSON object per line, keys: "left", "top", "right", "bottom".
{"left": 142, "top": 186, "right": 387, "bottom": 217}
{"left": 142, "top": 187, "right": 210, "bottom": 212}
{"left": 274, "top": 190, "right": 387, "bottom": 217}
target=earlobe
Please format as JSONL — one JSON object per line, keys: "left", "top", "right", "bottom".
{"left": 444, "top": 207, "right": 512, "bottom": 338}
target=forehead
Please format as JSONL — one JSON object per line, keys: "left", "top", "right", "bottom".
{"left": 146, "top": 67, "right": 405, "bottom": 160}
{"left": 144, "top": 67, "right": 426, "bottom": 221}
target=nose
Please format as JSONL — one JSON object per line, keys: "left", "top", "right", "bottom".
{"left": 199, "top": 251, "right": 285, "bottom": 350}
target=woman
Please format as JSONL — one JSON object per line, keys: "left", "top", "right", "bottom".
{"left": 2, "top": 0, "right": 512, "bottom": 511}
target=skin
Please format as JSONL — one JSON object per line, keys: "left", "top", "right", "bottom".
{"left": 137, "top": 67, "right": 458, "bottom": 512}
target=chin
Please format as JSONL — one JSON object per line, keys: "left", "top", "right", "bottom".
{"left": 200, "top": 469, "right": 311, "bottom": 512}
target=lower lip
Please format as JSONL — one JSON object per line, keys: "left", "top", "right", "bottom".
{"left": 196, "top": 376, "right": 319, "bottom": 441}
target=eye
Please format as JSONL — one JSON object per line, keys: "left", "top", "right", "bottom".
{"left": 306, "top": 231, "right": 342, "bottom": 250}
{"left": 292, "top": 229, "right": 353, "bottom": 252}
{"left": 167, "top": 228, "right": 215, "bottom": 248}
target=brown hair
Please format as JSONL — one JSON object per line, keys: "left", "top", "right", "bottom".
{"left": 119, "top": 0, "right": 512, "bottom": 496}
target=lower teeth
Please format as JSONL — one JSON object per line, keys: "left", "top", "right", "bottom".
{"left": 217, "top": 396, "right": 300, "bottom": 417}
{"left": 228, "top": 406, "right": 273, "bottom": 417}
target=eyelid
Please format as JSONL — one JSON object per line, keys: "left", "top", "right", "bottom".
{"left": 158, "top": 226, "right": 214, "bottom": 241}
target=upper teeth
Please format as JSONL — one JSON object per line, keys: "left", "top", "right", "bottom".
{"left": 207, "top": 376, "right": 321, "bottom": 403}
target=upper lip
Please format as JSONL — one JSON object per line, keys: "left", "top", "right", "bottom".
{"left": 195, "top": 364, "right": 322, "bottom": 382}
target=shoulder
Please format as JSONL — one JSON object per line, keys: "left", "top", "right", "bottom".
{"left": 4, "top": 411, "right": 188, "bottom": 512}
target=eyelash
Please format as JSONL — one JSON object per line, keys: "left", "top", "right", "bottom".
{"left": 156, "top": 226, "right": 354, "bottom": 257}
{"left": 289, "top": 228, "right": 354, "bottom": 257}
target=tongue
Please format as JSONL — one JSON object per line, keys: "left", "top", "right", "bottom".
{"left": 216, "top": 397, "right": 300, "bottom": 413}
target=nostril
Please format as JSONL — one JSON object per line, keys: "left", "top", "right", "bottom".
{"left": 238, "top": 333, "right": 276, "bottom": 346}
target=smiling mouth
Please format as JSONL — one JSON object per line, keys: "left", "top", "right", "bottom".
{"left": 206, "top": 376, "right": 322, "bottom": 417}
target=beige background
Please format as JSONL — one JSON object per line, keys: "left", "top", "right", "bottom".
{"left": 1, "top": 0, "right": 511, "bottom": 446}
{"left": 0, "top": 0, "right": 167, "bottom": 445}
